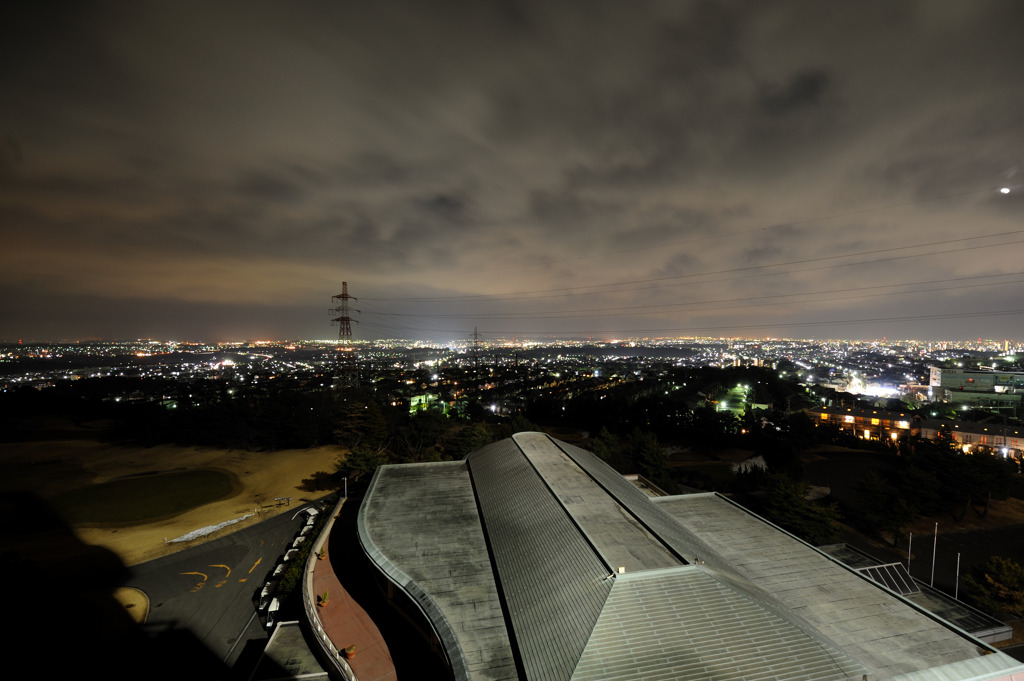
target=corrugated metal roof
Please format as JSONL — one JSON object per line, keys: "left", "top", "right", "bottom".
{"left": 572, "top": 567, "right": 865, "bottom": 681}
{"left": 468, "top": 439, "right": 612, "bottom": 681}
{"left": 358, "top": 435, "right": 1024, "bottom": 681}
{"left": 817, "top": 544, "right": 1012, "bottom": 645}
{"left": 653, "top": 493, "right": 1013, "bottom": 679}
{"left": 552, "top": 438, "right": 718, "bottom": 565}
{"left": 512, "top": 432, "right": 682, "bottom": 573}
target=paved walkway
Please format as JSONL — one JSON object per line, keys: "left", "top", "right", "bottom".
{"left": 311, "top": 519, "right": 397, "bottom": 681}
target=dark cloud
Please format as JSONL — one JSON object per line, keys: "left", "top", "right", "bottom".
{"left": 0, "top": 285, "right": 323, "bottom": 341}
{"left": 652, "top": 252, "right": 700, "bottom": 279}
{"left": 761, "top": 71, "right": 829, "bottom": 117}
{"left": 418, "top": 194, "right": 469, "bottom": 221}
{"left": 237, "top": 171, "right": 306, "bottom": 202}
{"left": 565, "top": 155, "right": 698, "bottom": 192}
{"left": 1, "top": 1, "right": 1022, "bottom": 341}
{"left": 0, "top": 136, "right": 24, "bottom": 171}
{"left": 333, "top": 154, "right": 411, "bottom": 186}
{"left": 529, "top": 191, "right": 621, "bottom": 228}
{"left": 740, "top": 244, "right": 787, "bottom": 267}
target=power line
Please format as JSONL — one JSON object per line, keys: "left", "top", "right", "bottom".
{"left": 350, "top": 180, "right": 1023, "bottom": 339}
{"left": 451, "top": 184, "right": 1010, "bottom": 277}
{"left": 361, "top": 273, "right": 1024, "bottom": 321}
{"left": 462, "top": 308, "right": 1024, "bottom": 337}
{"left": 363, "top": 230, "right": 1024, "bottom": 302}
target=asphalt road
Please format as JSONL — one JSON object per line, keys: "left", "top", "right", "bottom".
{"left": 126, "top": 504, "right": 319, "bottom": 669}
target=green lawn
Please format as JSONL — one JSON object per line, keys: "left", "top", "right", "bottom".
{"left": 52, "top": 469, "right": 240, "bottom": 525}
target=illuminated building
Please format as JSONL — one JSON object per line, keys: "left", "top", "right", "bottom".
{"left": 810, "top": 406, "right": 915, "bottom": 441}
{"left": 929, "top": 367, "right": 1024, "bottom": 409}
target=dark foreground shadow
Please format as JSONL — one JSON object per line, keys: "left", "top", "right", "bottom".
{"left": 331, "top": 494, "right": 450, "bottom": 681}
{"left": 0, "top": 490, "right": 291, "bottom": 681}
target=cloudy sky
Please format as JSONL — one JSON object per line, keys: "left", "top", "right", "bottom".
{"left": 1, "top": 1, "right": 1022, "bottom": 343}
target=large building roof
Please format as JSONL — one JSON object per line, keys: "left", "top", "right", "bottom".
{"left": 357, "top": 432, "right": 1024, "bottom": 681}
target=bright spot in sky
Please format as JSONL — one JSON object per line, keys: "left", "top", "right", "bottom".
{"left": 1000, "top": 187, "right": 1011, "bottom": 194}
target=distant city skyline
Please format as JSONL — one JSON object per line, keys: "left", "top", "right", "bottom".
{"left": 4, "top": 335, "right": 1021, "bottom": 353}
{"left": 1, "top": 2, "right": 1022, "bottom": 342}
{"left": 1, "top": 325, "right": 1023, "bottom": 347}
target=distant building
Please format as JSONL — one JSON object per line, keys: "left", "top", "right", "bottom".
{"left": 810, "top": 405, "right": 916, "bottom": 441}
{"left": 918, "top": 418, "right": 1024, "bottom": 457}
{"left": 806, "top": 406, "right": 1023, "bottom": 458}
{"left": 929, "top": 367, "right": 1024, "bottom": 408}
{"left": 357, "top": 432, "right": 1024, "bottom": 681}
{"left": 409, "top": 393, "right": 442, "bottom": 413}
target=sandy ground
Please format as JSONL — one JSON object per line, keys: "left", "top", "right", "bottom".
{"left": 1, "top": 439, "right": 347, "bottom": 566}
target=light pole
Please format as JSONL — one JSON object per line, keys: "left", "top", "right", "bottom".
{"left": 930, "top": 522, "right": 938, "bottom": 587}
{"left": 343, "top": 477, "right": 348, "bottom": 499}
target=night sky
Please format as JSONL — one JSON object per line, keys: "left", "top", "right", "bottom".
{"left": 2, "top": 1, "right": 1022, "bottom": 343}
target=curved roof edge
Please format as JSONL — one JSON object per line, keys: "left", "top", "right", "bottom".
{"left": 357, "top": 463, "right": 472, "bottom": 681}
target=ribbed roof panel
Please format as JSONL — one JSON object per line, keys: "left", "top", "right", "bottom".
{"left": 572, "top": 568, "right": 865, "bottom": 681}
{"left": 468, "top": 439, "right": 612, "bottom": 681}
{"left": 552, "top": 439, "right": 716, "bottom": 564}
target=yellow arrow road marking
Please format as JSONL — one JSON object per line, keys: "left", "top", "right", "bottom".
{"left": 180, "top": 571, "right": 208, "bottom": 593}
{"left": 249, "top": 557, "right": 262, "bottom": 574}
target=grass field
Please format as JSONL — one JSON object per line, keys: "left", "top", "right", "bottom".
{"left": 51, "top": 468, "right": 241, "bottom": 525}
{"left": 0, "top": 437, "right": 345, "bottom": 565}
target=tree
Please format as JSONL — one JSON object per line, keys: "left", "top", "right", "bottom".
{"left": 445, "top": 423, "right": 494, "bottom": 459}
{"left": 733, "top": 463, "right": 768, "bottom": 494}
{"left": 762, "top": 474, "right": 842, "bottom": 545}
{"left": 963, "top": 556, "right": 1024, "bottom": 619}
{"left": 587, "top": 427, "right": 620, "bottom": 463}
{"left": 760, "top": 440, "right": 804, "bottom": 481}
{"left": 896, "top": 464, "right": 943, "bottom": 516}
{"left": 847, "top": 471, "right": 918, "bottom": 545}
{"left": 298, "top": 471, "right": 342, "bottom": 492}
{"left": 848, "top": 472, "right": 891, "bottom": 533}
{"left": 625, "top": 428, "right": 667, "bottom": 480}
{"left": 689, "top": 406, "right": 734, "bottom": 451}
{"left": 392, "top": 410, "right": 449, "bottom": 462}
{"left": 341, "top": 442, "right": 390, "bottom": 480}
{"left": 962, "top": 451, "right": 1017, "bottom": 518}
{"left": 496, "top": 414, "right": 539, "bottom": 439}
{"left": 334, "top": 396, "right": 387, "bottom": 450}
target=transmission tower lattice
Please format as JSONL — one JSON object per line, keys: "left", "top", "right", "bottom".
{"left": 471, "top": 326, "right": 482, "bottom": 370}
{"left": 330, "top": 282, "right": 359, "bottom": 388}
